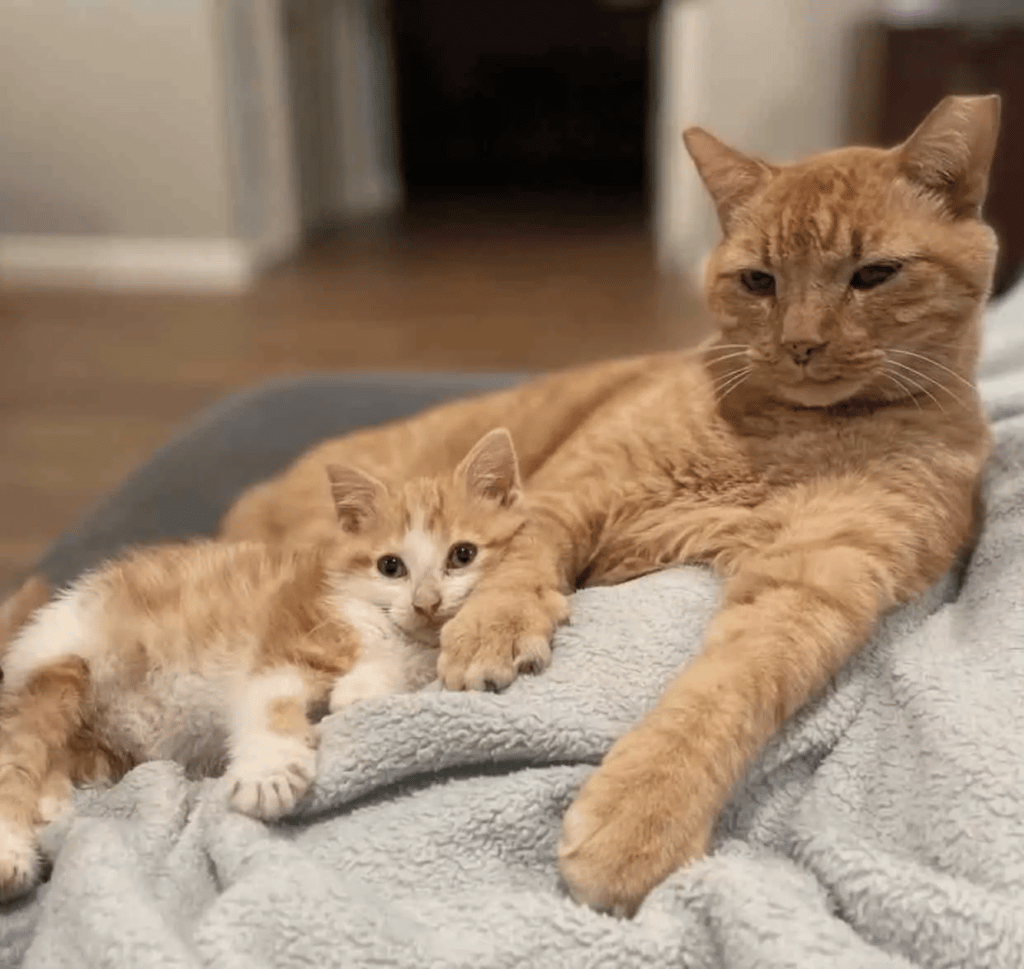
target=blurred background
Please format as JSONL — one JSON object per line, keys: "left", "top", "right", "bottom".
{"left": 1, "top": 0, "right": 1022, "bottom": 585}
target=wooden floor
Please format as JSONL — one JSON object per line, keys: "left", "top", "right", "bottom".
{"left": 0, "top": 197, "right": 710, "bottom": 587}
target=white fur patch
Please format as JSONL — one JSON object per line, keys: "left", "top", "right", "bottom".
{"left": 333, "top": 595, "right": 404, "bottom": 652}
{"left": 329, "top": 660, "right": 403, "bottom": 710}
{"left": 328, "top": 591, "right": 439, "bottom": 712}
{"left": 3, "top": 581, "right": 99, "bottom": 694}
{"left": 400, "top": 524, "right": 445, "bottom": 580}
{"left": 439, "top": 566, "right": 481, "bottom": 614}
{"left": 329, "top": 644, "right": 437, "bottom": 710}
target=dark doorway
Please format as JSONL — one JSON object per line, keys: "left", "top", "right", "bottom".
{"left": 391, "top": 0, "right": 656, "bottom": 208}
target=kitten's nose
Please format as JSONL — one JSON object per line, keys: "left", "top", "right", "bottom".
{"left": 786, "top": 340, "right": 826, "bottom": 366}
{"left": 413, "top": 591, "right": 441, "bottom": 618}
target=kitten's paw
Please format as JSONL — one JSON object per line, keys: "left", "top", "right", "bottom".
{"left": 438, "top": 589, "right": 566, "bottom": 691}
{"left": 228, "top": 736, "right": 317, "bottom": 821}
{"left": 0, "top": 818, "right": 40, "bottom": 901}
{"left": 558, "top": 722, "right": 715, "bottom": 917}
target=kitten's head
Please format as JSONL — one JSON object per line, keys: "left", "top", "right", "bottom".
{"left": 686, "top": 95, "right": 1001, "bottom": 409}
{"left": 324, "top": 428, "right": 525, "bottom": 645}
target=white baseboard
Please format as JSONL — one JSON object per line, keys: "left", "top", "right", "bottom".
{"left": 250, "top": 224, "right": 301, "bottom": 273}
{"left": 0, "top": 235, "right": 290, "bottom": 291}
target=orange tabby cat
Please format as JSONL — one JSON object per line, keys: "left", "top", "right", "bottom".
{"left": 0, "top": 429, "right": 524, "bottom": 899}
{"left": 221, "top": 96, "right": 999, "bottom": 915}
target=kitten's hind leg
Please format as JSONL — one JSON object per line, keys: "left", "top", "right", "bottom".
{"left": 0, "top": 656, "right": 90, "bottom": 900}
{"left": 226, "top": 668, "right": 318, "bottom": 821}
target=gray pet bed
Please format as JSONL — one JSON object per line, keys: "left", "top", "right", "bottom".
{"left": 4, "top": 291, "right": 1024, "bottom": 968}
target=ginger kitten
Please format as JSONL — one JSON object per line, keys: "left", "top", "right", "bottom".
{"left": 0, "top": 428, "right": 524, "bottom": 900}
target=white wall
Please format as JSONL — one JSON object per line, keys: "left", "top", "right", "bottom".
{"left": 0, "top": 0, "right": 298, "bottom": 288}
{"left": 0, "top": 0, "right": 234, "bottom": 238}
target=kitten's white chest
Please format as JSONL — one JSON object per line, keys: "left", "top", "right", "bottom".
{"left": 328, "top": 595, "right": 438, "bottom": 710}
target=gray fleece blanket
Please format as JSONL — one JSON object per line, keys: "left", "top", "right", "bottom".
{"left": 4, "top": 304, "right": 1024, "bottom": 968}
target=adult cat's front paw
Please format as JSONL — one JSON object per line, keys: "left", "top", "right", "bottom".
{"left": 438, "top": 588, "right": 567, "bottom": 691}
{"left": 0, "top": 818, "right": 40, "bottom": 901}
{"left": 558, "top": 721, "right": 716, "bottom": 917}
{"left": 227, "top": 735, "right": 317, "bottom": 821}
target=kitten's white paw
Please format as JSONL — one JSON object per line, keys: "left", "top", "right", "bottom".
{"left": 329, "top": 665, "right": 404, "bottom": 711}
{"left": 227, "top": 736, "right": 316, "bottom": 821}
{"left": 0, "top": 818, "right": 40, "bottom": 901}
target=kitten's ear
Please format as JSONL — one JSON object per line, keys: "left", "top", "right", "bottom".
{"left": 457, "top": 428, "right": 521, "bottom": 507}
{"left": 325, "top": 464, "right": 386, "bottom": 533}
{"left": 897, "top": 94, "right": 1001, "bottom": 217}
{"left": 683, "top": 127, "right": 773, "bottom": 231}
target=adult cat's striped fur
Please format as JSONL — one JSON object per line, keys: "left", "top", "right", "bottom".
{"left": 225, "top": 95, "right": 1001, "bottom": 915}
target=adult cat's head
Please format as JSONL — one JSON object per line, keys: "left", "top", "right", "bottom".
{"left": 687, "top": 95, "right": 1001, "bottom": 409}
{"left": 323, "top": 428, "right": 526, "bottom": 645}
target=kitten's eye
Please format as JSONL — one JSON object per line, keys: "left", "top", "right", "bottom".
{"left": 739, "top": 270, "right": 776, "bottom": 297}
{"left": 851, "top": 263, "right": 900, "bottom": 290}
{"left": 376, "top": 555, "right": 407, "bottom": 578}
{"left": 447, "top": 543, "right": 478, "bottom": 569}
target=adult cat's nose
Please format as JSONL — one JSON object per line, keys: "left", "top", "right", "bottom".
{"left": 786, "top": 340, "right": 827, "bottom": 366}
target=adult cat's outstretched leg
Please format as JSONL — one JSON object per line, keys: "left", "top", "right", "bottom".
{"left": 0, "top": 656, "right": 90, "bottom": 899}
{"left": 558, "top": 475, "right": 967, "bottom": 915}
{"left": 226, "top": 667, "right": 318, "bottom": 820}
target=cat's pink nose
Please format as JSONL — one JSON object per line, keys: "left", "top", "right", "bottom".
{"left": 786, "top": 340, "right": 827, "bottom": 366}
{"left": 413, "top": 595, "right": 441, "bottom": 618}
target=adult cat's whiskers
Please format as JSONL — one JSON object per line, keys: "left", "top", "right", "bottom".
{"left": 713, "top": 367, "right": 753, "bottom": 404}
{"left": 711, "top": 365, "right": 750, "bottom": 391}
{"left": 887, "top": 349, "right": 976, "bottom": 393}
{"left": 880, "top": 371, "right": 924, "bottom": 411}
{"left": 884, "top": 355, "right": 968, "bottom": 411}
{"left": 705, "top": 352, "right": 752, "bottom": 373}
{"left": 881, "top": 365, "right": 938, "bottom": 412}
{"left": 705, "top": 349, "right": 750, "bottom": 362}
{"left": 703, "top": 347, "right": 752, "bottom": 369}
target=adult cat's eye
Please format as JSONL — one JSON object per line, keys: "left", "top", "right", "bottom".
{"left": 377, "top": 555, "right": 407, "bottom": 578}
{"left": 739, "top": 270, "right": 775, "bottom": 297}
{"left": 851, "top": 263, "right": 900, "bottom": 290}
{"left": 447, "top": 542, "right": 478, "bottom": 568}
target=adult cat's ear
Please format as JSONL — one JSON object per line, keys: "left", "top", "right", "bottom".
{"left": 683, "top": 127, "right": 773, "bottom": 231}
{"left": 458, "top": 428, "right": 521, "bottom": 507}
{"left": 898, "top": 94, "right": 1001, "bottom": 217}
{"left": 325, "top": 464, "right": 386, "bottom": 533}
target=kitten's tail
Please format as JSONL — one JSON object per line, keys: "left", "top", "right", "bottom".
{"left": 0, "top": 574, "right": 52, "bottom": 664}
